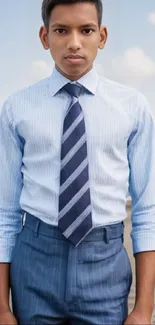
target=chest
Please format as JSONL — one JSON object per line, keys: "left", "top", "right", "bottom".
{"left": 16, "top": 95, "right": 133, "bottom": 155}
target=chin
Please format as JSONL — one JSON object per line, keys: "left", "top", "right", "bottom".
{"left": 65, "top": 66, "right": 88, "bottom": 76}
{"left": 56, "top": 64, "right": 90, "bottom": 80}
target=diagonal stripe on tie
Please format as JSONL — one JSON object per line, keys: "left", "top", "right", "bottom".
{"left": 58, "top": 82, "right": 93, "bottom": 246}
{"left": 59, "top": 189, "right": 91, "bottom": 231}
{"left": 68, "top": 213, "right": 92, "bottom": 246}
{"left": 59, "top": 174, "right": 89, "bottom": 214}
{"left": 60, "top": 142, "right": 88, "bottom": 185}
{"left": 63, "top": 101, "right": 81, "bottom": 133}
{"left": 62, "top": 112, "right": 83, "bottom": 143}
{"left": 60, "top": 157, "right": 88, "bottom": 194}
{"left": 59, "top": 164, "right": 89, "bottom": 211}
{"left": 61, "top": 133, "right": 86, "bottom": 169}
{"left": 63, "top": 205, "right": 92, "bottom": 238}
{"left": 61, "top": 118, "right": 85, "bottom": 160}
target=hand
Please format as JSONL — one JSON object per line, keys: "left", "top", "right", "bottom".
{"left": 0, "top": 310, "right": 18, "bottom": 325}
{"left": 124, "top": 310, "right": 151, "bottom": 325}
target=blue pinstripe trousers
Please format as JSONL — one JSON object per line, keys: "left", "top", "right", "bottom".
{"left": 10, "top": 213, "right": 132, "bottom": 325}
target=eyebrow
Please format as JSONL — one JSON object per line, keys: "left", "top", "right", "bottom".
{"left": 51, "top": 23, "right": 98, "bottom": 28}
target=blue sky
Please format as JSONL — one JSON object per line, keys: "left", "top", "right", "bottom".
{"left": 0, "top": 0, "right": 155, "bottom": 115}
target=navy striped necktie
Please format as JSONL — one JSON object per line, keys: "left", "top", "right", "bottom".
{"left": 58, "top": 82, "right": 92, "bottom": 246}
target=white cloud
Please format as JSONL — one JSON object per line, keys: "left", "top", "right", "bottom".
{"left": 96, "top": 49, "right": 155, "bottom": 116}
{"left": 0, "top": 94, "right": 4, "bottom": 107}
{"left": 147, "top": 11, "right": 155, "bottom": 25}
{"left": 112, "top": 48, "right": 155, "bottom": 78}
{"left": 32, "top": 60, "right": 54, "bottom": 80}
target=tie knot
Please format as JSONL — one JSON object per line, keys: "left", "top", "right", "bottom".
{"left": 63, "top": 83, "right": 82, "bottom": 98}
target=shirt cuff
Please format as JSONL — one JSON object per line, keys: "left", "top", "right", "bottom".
{"left": 0, "top": 242, "right": 16, "bottom": 263}
{"left": 131, "top": 233, "right": 155, "bottom": 254}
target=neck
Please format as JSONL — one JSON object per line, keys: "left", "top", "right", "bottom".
{"left": 55, "top": 64, "right": 93, "bottom": 81}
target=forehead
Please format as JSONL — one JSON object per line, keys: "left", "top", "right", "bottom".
{"left": 49, "top": 3, "right": 99, "bottom": 26}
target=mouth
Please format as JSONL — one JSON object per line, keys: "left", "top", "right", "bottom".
{"left": 64, "top": 55, "right": 85, "bottom": 65}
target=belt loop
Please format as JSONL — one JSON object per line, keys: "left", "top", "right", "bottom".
{"left": 34, "top": 220, "right": 40, "bottom": 237}
{"left": 104, "top": 228, "right": 109, "bottom": 244}
{"left": 121, "top": 222, "right": 124, "bottom": 243}
{"left": 22, "top": 211, "right": 26, "bottom": 226}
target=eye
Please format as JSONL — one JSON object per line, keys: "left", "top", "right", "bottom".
{"left": 83, "top": 29, "right": 94, "bottom": 35}
{"left": 55, "top": 29, "right": 66, "bottom": 34}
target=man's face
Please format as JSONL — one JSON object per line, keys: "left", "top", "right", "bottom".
{"left": 40, "top": 2, "right": 107, "bottom": 80}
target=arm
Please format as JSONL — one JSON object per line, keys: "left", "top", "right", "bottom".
{"left": 0, "top": 264, "right": 17, "bottom": 325}
{"left": 125, "top": 93, "right": 155, "bottom": 323}
{"left": 0, "top": 98, "right": 23, "bottom": 311}
{"left": 0, "top": 264, "right": 10, "bottom": 312}
{"left": 134, "top": 252, "right": 155, "bottom": 317}
{"left": 125, "top": 252, "right": 155, "bottom": 324}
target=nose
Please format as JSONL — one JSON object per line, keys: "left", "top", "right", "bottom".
{"left": 66, "top": 31, "right": 82, "bottom": 51}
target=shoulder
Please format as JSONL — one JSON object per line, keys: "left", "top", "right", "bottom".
{"left": 5, "top": 77, "right": 50, "bottom": 105}
{"left": 0, "top": 77, "right": 51, "bottom": 123}
{"left": 97, "top": 74, "right": 151, "bottom": 113}
{"left": 97, "top": 74, "right": 138, "bottom": 97}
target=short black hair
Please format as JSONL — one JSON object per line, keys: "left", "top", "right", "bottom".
{"left": 42, "top": 0, "right": 103, "bottom": 29}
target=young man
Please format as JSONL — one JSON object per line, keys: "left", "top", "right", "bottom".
{"left": 0, "top": 0, "right": 155, "bottom": 324}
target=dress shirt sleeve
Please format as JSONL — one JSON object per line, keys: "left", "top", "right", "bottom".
{"left": 128, "top": 93, "right": 155, "bottom": 254}
{"left": 0, "top": 98, "right": 23, "bottom": 262}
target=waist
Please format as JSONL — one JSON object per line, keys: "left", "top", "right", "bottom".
{"left": 23, "top": 211, "right": 124, "bottom": 243}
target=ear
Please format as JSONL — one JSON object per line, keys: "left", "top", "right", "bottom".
{"left": 98, "top": 26, "right": 108, "bottom": 49}
{"left": 39, "top": 26, "right": 49, "bottom": 50}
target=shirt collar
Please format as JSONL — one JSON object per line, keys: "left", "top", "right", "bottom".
{"left": 49, "top": 65, "right": 99, "bottom": 97}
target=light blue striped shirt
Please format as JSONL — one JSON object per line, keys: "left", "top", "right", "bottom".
{"left": 1, "top": 67, "right": 155, "bottom": 262}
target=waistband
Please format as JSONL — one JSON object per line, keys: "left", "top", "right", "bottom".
{"left": 23, "top": 212, "right": 124, "bottom": 244}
